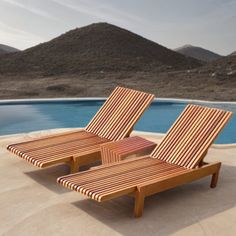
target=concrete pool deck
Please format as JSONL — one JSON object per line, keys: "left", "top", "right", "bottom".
{"left": 0, "top": 128, "right": 236, "bottom": 236}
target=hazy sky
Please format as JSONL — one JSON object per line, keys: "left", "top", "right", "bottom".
{"left": 0, "top": 0, "right": 235, "bottom": 55}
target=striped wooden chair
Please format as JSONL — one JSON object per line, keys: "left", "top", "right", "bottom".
{"left": 7, "top": 87, "right": 154, "bottom": 173}
{"left": 58, "top": 104, "right": 232, "bottom": 217}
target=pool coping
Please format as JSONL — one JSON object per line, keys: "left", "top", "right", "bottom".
{"left": 0, "top": 97, "right": 236, "bottom": 105}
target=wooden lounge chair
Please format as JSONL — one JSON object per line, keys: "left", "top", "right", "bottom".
{"left": 58, "top": 104, "right": 232, "bottom": 217}
{"left": 7, "top": 87, "right": 154, "bottom": 173}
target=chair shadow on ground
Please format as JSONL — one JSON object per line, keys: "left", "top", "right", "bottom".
{"left": 71, "top": 164, "right": 236, "bottom": 236}
{"left": 24, "top": 161, "right": 102, "bottom": 194}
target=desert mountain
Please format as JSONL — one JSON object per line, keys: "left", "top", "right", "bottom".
{"left": 0, "top": 44, "right": 20, "bottom": 55}
{"left": 200, "top": 54, "right": 236, "bottom": 77}
{"left": 229, "top": 51, "right": 236, "bottom": 56}
{"left": 175, "top": 44, "right": 222, "bottom": 62}
{"left": 0, "top": 23, "right": 202, "bottom": 76}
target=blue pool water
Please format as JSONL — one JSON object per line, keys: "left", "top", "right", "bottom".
{"left": 0, "top": 100, "right": 235, "bottom": 144}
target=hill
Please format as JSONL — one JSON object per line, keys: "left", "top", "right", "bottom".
{"left": 0, "top": 23, "right": 235, "bottom": 101}
{"left": 200, "top": 54, "right": 236, "bottom": 76}
{"left": 0, "top": 44, "right": 20, "bottom": 55}
{"left": 229, "top": 51, "right": 236, "bottom": 56}
{"left": 174, "top": 44, "right": 222, "bottom": 62}
{"left": 0, "top": 23, "right": 202, "bottom": 76}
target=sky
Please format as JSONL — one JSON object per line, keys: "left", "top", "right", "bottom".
{"left": 0, "top": 0, "right": 235, "bottom": 55}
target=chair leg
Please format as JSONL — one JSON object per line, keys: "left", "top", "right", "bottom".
{"left": 134, "top": 189, "right": 145, "bottom": 217}
{"left": 210, "top": 171, "right": 220, "bottom": 188}
{"left": 69, "top": 159, "right": 79, "bottom": 174}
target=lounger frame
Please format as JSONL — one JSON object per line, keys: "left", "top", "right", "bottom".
{"left": 133, "top": 161, "right": 221, "bottom": 217}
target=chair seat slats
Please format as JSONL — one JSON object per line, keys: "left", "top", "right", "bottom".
{"left": 58, "top": 157, "right": 188, "bottom": 201}
{"left": 8, "top": 131, "right": 109, "bottom": 167}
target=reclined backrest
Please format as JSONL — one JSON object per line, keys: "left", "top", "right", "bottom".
{"left": 85, "top": 87, "right": 154, "bottom": 141}
{"left": 151, "top": 104, "right": 232, "bottom": 168}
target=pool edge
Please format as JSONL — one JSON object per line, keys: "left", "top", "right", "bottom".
{"left": 0, "top": 97, "right": 236, "bottom": 105}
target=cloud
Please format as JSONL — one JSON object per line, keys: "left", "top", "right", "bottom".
{"left": 0, "top": 21, "right": 44, "bottom": 49}
{"left": 2, "top": 0, "right": 57, "bottom": 20}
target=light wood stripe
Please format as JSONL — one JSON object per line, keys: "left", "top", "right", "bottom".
{"left": 8, "top": 131, "right": 90, "bottom": 148}
{"left": 7, "top": 131, "right": 96, "bottom": 152}
{"left": 85, "top": 87, "right": 125, "bottom": 133}
{"left": 151, "top": 104, "right": 232, "bottom": 168}
{"left": 85, "top": 87, "right": 154, "bottom": 141}
{"left": 8, "top": 133, "right": 109, "bottom": 167}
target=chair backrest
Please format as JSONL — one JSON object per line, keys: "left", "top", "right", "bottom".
{"left": 151, "top": 104, "right": 232, "bottom": 169}
{"left": 85, "top": 87, "right": 154, "bottom": 141}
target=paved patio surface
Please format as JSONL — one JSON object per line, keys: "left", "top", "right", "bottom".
{"left": 0, "top": 129, "right": 236, "bottom": 236}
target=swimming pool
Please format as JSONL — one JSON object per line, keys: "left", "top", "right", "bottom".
{"left": 0, "top": 99, "right": 235, "bottom": 144}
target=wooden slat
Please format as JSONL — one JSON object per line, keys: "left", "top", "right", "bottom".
{"left": 85, "top": 87, "right": 154, "bottom": 141}
{"left": 150, "top": 104, "right": 232, "bottom": 168}
{"left": 7, "top": 131, "right": 95, "bottom": 153}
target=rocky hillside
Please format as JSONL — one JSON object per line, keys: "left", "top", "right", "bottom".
{"left": 175, "top": 44, "right": 222, "bottom": 62}
{"left": 0, "top": 23, "right": 235, "bottom": 101}
{"left": 229, "top": 51, "right": 236, "bottom": 56}
{"left": 200, "top": 54, "right": 236, "bottom": 78}
{"left": 0, "top": 44, "right": 20, "bottom": 55}
{"left": 0, "top": 23, "right": 202, "bottom": 76}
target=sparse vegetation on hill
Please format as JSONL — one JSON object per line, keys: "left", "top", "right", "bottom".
{"left": 199, "top": 54, "right": 236, "bottom": 78}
